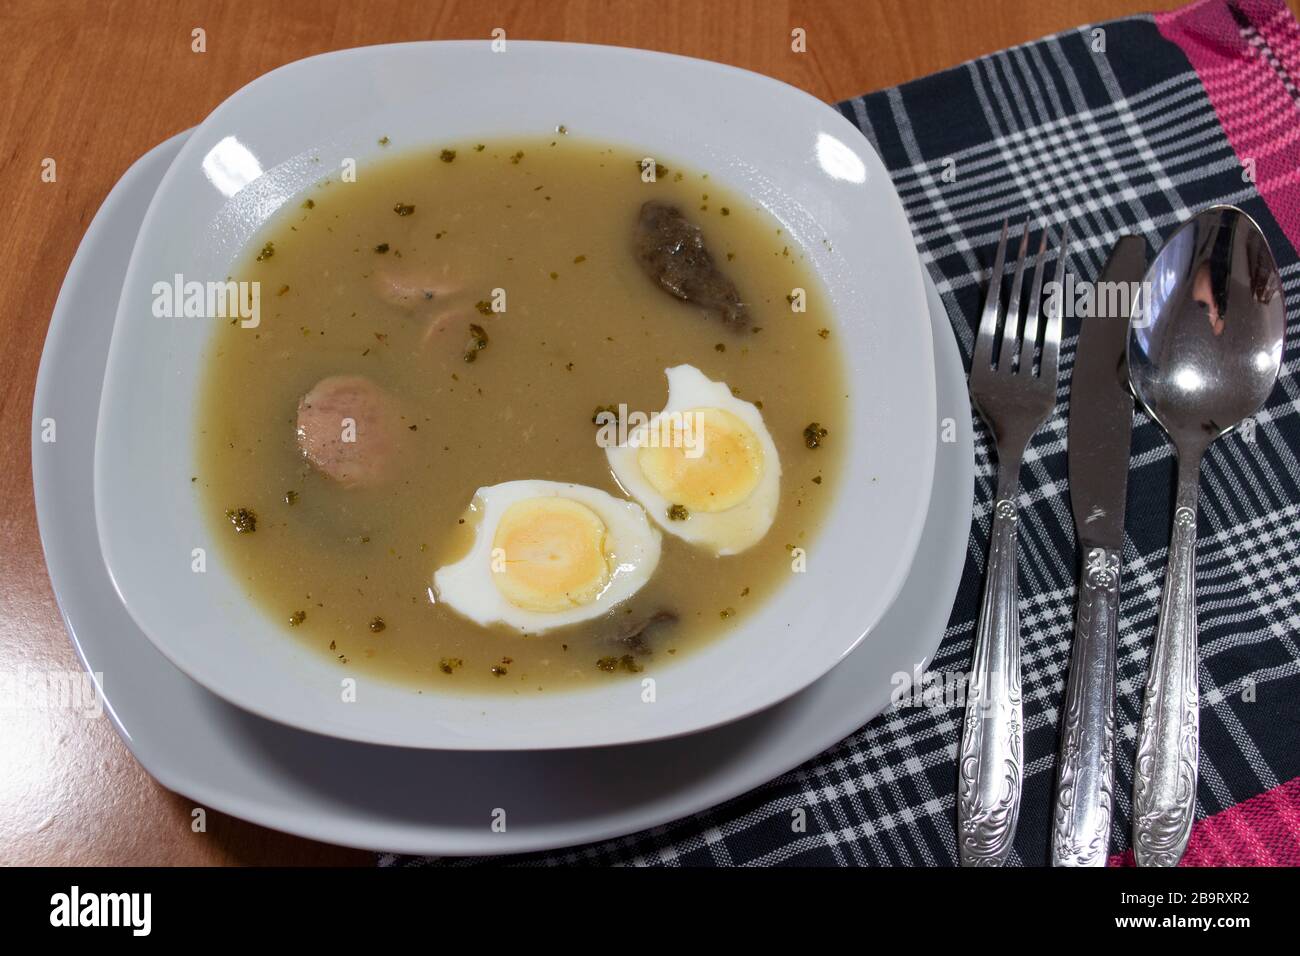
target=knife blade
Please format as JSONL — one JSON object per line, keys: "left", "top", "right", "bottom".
{"left": 1067, "top": 236, "right": 1145, "bottom": 547}
{"left": 1052, "top": 235, "right": 1145, "bottom": 867}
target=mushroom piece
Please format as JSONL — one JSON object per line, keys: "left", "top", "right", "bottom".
{"left": 633, "top": 200, "right": 749, "bottom": 329}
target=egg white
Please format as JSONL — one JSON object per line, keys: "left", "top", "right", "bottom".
{"left": 432, "top": 480, "right": 661, "bottom": 633}
{"left": 606, "top": 364, "right": 781, "bottom": 555}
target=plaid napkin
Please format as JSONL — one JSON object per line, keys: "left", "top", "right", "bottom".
{"left": 394, "top": 0, "right": 1300, "bottom": 866}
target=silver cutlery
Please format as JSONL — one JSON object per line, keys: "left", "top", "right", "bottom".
{"left": 1052, "top": 235, "right": 1146, "bottom": 867}
{"left": 959, "top": 220, "right": 1069, "bottom": 866}
{"left": 1127, "top": 205, "right": 1285, "bottom": 866}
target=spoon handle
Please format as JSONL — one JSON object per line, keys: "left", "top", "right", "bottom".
{"left": 957, "top": 479, "right": 1024, "bottom": 867}
{"left": 1133, "top": 465, "right": 1201, "bottom": 867}
{"left": 1051, "top": 545, "right": 1120, "bottom": 867}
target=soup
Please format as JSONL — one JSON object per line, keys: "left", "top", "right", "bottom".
{"left": 195, "top": 134, "right": 848, "bottom": 694}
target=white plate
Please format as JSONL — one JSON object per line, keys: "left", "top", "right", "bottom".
{"left": 92, "top": 42, "right": 936, "bottom": 749}
{"left": 35, "top": 131, "right": 969, "bottom": 855}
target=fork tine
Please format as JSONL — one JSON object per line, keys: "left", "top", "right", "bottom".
{"left": 1018, "top": 228, "right": 1050, "bottom": 374}
{"left": 1040, "top": 223, "right": 1070, "bottom": 382}
{"left": 1000, "top": 220, "right": 1032, "bottom": 371}
{"left": 973, "top": 219, "right": 1009, "bottom": 372}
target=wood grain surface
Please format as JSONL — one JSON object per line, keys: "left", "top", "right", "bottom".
{"left": 0, "top": 0, "right": 1263, "bottom": 865}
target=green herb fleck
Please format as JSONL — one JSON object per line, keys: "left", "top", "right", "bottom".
{"left": 255, "top": 241, "right": 275, "bottom": 261}
{"left": 596, "top": 655, "right": 642, "bottom": 674}
{"left": 803, "top": 422, "right": 828, "bottom": 449}
{"left": 225, "top": 508, "right": 257, "bottom": 533}
{"left": 667, "top": 504, "right": 689, "bottom": 521}
{"left": 463, "top": 323, "right": 489, "bottom": 362}
{"left": 393, "top": 202, "right": 415, "bottom": 216}
{"left": 439, "top": 149, "right": 456, "bottom": 163}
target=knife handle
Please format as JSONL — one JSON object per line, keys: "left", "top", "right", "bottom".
{"left": 1133, "top": 467, "right": 1201, "bottom": 867}
{"left": 957, "top": 489, "right": 1023, "bottom": 867}
{"left": 1052, "top": 545, "right": 1120, "bottom": 866}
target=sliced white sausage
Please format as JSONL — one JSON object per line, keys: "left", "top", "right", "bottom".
{"left": 296, "top": 375, "right": 401, "bottom": 488}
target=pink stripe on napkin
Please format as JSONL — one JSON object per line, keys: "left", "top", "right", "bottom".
{"left": 1157, "top": 0, "right": 1300, "bottom": 252}
{"left": 1109, "top": 775, "right": 1300, "bottom": 866}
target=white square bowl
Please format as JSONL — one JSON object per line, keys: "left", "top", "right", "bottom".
{"left": 94, "top": 41, "right": 935, "bottom": 750}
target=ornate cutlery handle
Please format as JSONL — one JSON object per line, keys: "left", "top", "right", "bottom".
{"left": 1133, "top": 467, "right": 1201, "bottom": 867}
{"left": 1052, "top": 546, "right": 1120, "bottom": 866}
{"left": 958, "top": 489, "right": 1024, "bottom": 866}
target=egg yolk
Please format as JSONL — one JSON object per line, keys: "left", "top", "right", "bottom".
{"left": 637, "top": 407, "right": 764, "bottom": 513}
{"left": 491, "top": 497, "right": 612, "bottom": 612}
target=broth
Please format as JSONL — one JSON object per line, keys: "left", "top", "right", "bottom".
{"left": 195, "top": 135, "right": 848, "bottom": 693}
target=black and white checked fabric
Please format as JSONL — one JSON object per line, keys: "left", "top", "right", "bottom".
{"left": 395, "top": 12, "right": 1300, "bottom": 866}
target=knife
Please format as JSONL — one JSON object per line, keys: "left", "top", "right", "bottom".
{"left": 1051, "top": 235, "right": 1146, "bottom": 867}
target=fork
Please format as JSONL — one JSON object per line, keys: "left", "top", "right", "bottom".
{"left": 957, "top": 219, "right": 1068, "bottom": 866}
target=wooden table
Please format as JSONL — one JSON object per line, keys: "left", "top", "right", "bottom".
{"left": 0, "top": 0, "right": 1244, "bottom": 865}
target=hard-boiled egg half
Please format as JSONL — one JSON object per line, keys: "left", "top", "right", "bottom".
{"left": 433, "top": 480, "right": 661, "bottom": 633}
{"left": 606, "top": 364, "right": 780, "bottom": 555}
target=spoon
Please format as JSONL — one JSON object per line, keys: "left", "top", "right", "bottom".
{"left": 1127, "top": 205, "right": 1286, "bottom": 866}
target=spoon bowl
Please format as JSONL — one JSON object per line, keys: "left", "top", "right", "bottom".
{"left": 1130, "top": 206, "right": 1285, "bottom": 451}
{"left": 1126, "top": 204, "right": 1285, "bottom": 866}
